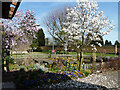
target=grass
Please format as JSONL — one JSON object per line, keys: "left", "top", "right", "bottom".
{"left": 12, "top": 51, "right": 117, "bottom": 60}
{"left": 83, "top": 52, "right": 117, "bottom": 57}
{"left": 12, "top": 53, "right": 26, "bottom": 55}
{"left": 64, "top": 52, "right": 117, "bottom": 57}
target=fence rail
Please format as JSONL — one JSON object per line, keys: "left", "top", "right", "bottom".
{"left": 12, "top": 54, "right": 90, "bottom": 60}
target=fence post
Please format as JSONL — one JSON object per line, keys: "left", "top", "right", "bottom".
{"left": 93, "top": 52, "right": 96, "bottom": 62}
{"left": 92, "top": 50, "right": 96, "bottom": 72}
{"left": 115, "top": 45, "right": 117, "bottom": 55}
{"left": 84, "top": 63, "right": 86, "bottom": 70}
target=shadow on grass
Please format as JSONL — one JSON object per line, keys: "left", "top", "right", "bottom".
{"left": 2, "top": 69, "right": 108, "bottom": 90}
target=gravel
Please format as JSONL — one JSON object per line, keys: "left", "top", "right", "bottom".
{"left": 43, "top": 70, "right": 119, "bottom": 89}
{"left": 76, "top": 71, "right": 119, "bottom": 88}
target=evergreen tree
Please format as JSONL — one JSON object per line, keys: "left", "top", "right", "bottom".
{"left": 30, "top": 34, "right": 38, "bottom": 50}
{"left": 105, "top": 40, "right": 112, "bottom": 46}
{"left": 105, "top": 40, "right": 109, "bottom": 45}
{"left": 37, "top": 28, "right": 45, "bottom": 46}
{"left": 115, "top": 40, "right": 120, "bottom": 47}
{"left": 108, "top": 41, "right": 112, "bottom": 45}
{"left": 30, "top": 28, "right": 45, "bottom": 51}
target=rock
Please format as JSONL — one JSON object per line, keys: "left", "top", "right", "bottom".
{"left": 96, "top": 70, "right": 101, "bottom": 73}
{"left": 23, "top": 57, "right": 35, "bottom": 66}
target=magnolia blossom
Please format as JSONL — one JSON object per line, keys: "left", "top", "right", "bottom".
{"left": 98, "top": 43, "right": 102, "bottom": 47}
{"left": 62, "top": 0, "right": 114, "bottom": 52}
{"left": 2, "top": 9, "right": 39, "bottom": 52}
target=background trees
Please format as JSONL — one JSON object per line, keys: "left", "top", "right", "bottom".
{"left": 105, "top": 40, "right": 112, "bottom": 46}
{"left": 30, "top": 28, "right": 45, "bottom": 51}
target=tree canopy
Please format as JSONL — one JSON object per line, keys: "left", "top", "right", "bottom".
{"left": 62, "top": 0, "right": 114, "bottom": 52}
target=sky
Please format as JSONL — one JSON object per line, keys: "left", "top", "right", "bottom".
{"left": 17, "top": 1, "right": 118, "bottom": 45}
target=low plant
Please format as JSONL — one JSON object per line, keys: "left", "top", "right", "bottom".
{"left": 15, "top": 70, "right": 71, "bottom": 88}
{"left": 20, "top": 66, "right": 26, "bottom": 71}
{"left": 60, "top": 69, "right": 91, "bottom": 79}
{"left": 9, "top": 64, "right": 20, "bottom": 71}
{"left": 5, "top": 56, "right": 14, "bottom": 64}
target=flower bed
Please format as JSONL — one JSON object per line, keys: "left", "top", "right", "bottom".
{"left": 52, "top": 69, "right": 91, "bottom": 79}
{"left": 14, "top": 70, "right": 71, "bottom": 88}
{"left": 47, "top": 57, "right": 92, "bottom": 81}
{"left": 11, "top": 56, "right": 92, "bottom": 88}
{"left": 14, "top": 67, "right": 91, "bottom": 88}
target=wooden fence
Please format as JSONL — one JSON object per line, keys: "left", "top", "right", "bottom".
{"left": 41, "top": 45, "right": 117, "bottom": 54}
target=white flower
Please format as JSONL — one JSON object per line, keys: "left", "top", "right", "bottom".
{"left": 67, "top": 8, "right": 69, "bottom": 11}
{"left": 93, "top": 47, "right": 97, "bottom": 51}
{"left": 91, "top": 44, "right": 94, "bottom": 47}
{"left": 74, "top": 36, "right": 79, "bottom": 39}
{"left": 71, "top": 10, "right": 74, "bottom": 14}
{"left": 98, "top": 43, "right": 102, "bottom": 47}
{"left": 6, "top": 46, "right": 8, "bottom": 48}
{"left": 62, "top": 0, "right": 113, "bottom": 52}
{"left": 101, "top": 11, "right": 103, "bottom": 14}
{"left": 77, "top": 46, "right": 80, "bottom": 48}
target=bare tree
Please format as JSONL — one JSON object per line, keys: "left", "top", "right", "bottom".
{"left": 43, "top": 5, "right": 72, "bottom": 45}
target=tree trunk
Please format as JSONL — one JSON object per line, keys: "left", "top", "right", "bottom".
{"left": 1, "top": 22, "right": 5, "bottom": 72}
{"left": 2, "top": 40, "right": 4, "bottom": 72}
{"left": 92, "top": 50, "right": 96, "bottom": 72}
{"left": 77, "top": 52, "right": 79, "bottom": 61}
{"left": 6, "top": 50, "right": 10, "bottom": 72}
{"left": 76, "top": 51, "right": 79, "bottom": 70}
{"left": 78, "top": 51, "right": 83, "bottom": 71}
{"left": 6, "top": 59, "right": 9, "bottom": 72}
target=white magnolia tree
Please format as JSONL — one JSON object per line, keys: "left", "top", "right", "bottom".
{"left": 62, "top": 0, "right": 114, "bottom": 70}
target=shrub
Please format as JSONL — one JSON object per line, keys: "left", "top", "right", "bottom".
{"left": 5, "top": 56, "right": 14, "bottom": 64}
{"left": 20, "top": 66, "right": 26, "bottom": 70}
{"left": 9, "top": 64, "right": 20, "bottom": 71}
{"left": 103, "top": 57, "right": 120, "bottom": 70}
{"left": 33, "top": 47, "right": 42, "bottom": 52}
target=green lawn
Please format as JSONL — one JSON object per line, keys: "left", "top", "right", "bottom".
{"left": 66, "top": 52, "right": 117, "bottom": 57}
{"left": 12, "top": 51, "right": 117, "bottom": 60}
{"left": 83, "top": 52, "right": 117, "bottom": 57}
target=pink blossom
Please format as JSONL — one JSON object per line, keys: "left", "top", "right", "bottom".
{"left": 2, "top": 8, "right": 40, "bottom": 52}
